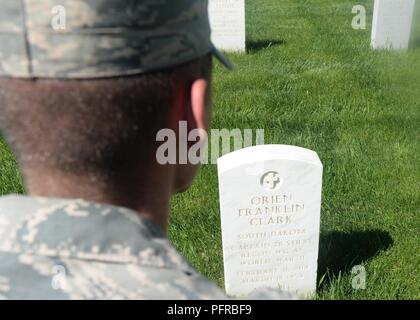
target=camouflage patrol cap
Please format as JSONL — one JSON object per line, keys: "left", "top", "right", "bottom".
{"left": 0, "top": 0, "right": 233, "bottom": 79}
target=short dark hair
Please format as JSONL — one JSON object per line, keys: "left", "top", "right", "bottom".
{"left": 0, "top": 54, "right": 212, "bottom": 177}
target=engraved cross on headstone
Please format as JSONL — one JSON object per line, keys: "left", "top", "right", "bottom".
{"left": 263, "top": 172, "right": 281, "bottom": 190}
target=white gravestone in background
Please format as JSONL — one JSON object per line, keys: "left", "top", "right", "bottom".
{"left": 209, "top": 0, "right": 246, "bottom": 52}
{"left": 371, "top": 0, "right": 416, "bottom": 50}
{"left": 217, "top": 145, "right": 323, "bottom": 298}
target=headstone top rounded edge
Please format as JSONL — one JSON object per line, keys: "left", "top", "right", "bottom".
{"left": 217, "top": 144, "right": 322, "bottom": 174}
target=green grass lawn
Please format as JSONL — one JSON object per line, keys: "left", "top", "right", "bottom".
{"left": 170, "top": 0, "right": 420, "bottom": 299}
{"left": 1, "top": 0, "right": 419, "bottom": 299}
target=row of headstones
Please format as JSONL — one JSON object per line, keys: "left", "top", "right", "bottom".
{"left": 213, "top": 0, "right": 416, "bottom": 299}
{"left": 210, "top": 0, "right": 417, "bottom": 52}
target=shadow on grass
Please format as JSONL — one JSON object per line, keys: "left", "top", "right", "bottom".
{"left": 317, "top": 230, "right": 393, "bottom": 289}
{"left": 246, "top": 39, "right": 286, "bottom": 53}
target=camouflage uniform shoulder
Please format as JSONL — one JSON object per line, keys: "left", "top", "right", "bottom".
{"left": 0, "top": 195, "right": 227, "bottom": 299}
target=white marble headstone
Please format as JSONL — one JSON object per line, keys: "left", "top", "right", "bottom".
{"left": 371, "top": 0, "right": 416, "bottom": 50}
{"left": 217, "top": 145, "right": 323, "bottom": 298}
{"left": 209, "top": 0, "right": 246, "bottom": 52}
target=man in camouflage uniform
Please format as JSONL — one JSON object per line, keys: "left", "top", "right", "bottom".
{"left": 0, "top": 0, "right": 294, "bottom": 299}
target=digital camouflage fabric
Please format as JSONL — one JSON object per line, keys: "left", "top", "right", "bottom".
{"left": 0, "top": 0, "right": 231, "bottom": 79}
{"left": 0, "top": 195, "right": 228, "bottom": 299}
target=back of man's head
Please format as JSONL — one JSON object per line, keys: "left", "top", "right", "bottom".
{"left": 0, "top": 0, "right": 230, "bottom": 202}
{"left": 0, "top": 55, "right": 211, "bottom": 178}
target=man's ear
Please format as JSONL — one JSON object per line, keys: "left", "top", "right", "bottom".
{"left": 189, "top": 79, "right": 209, "bottom": 133}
